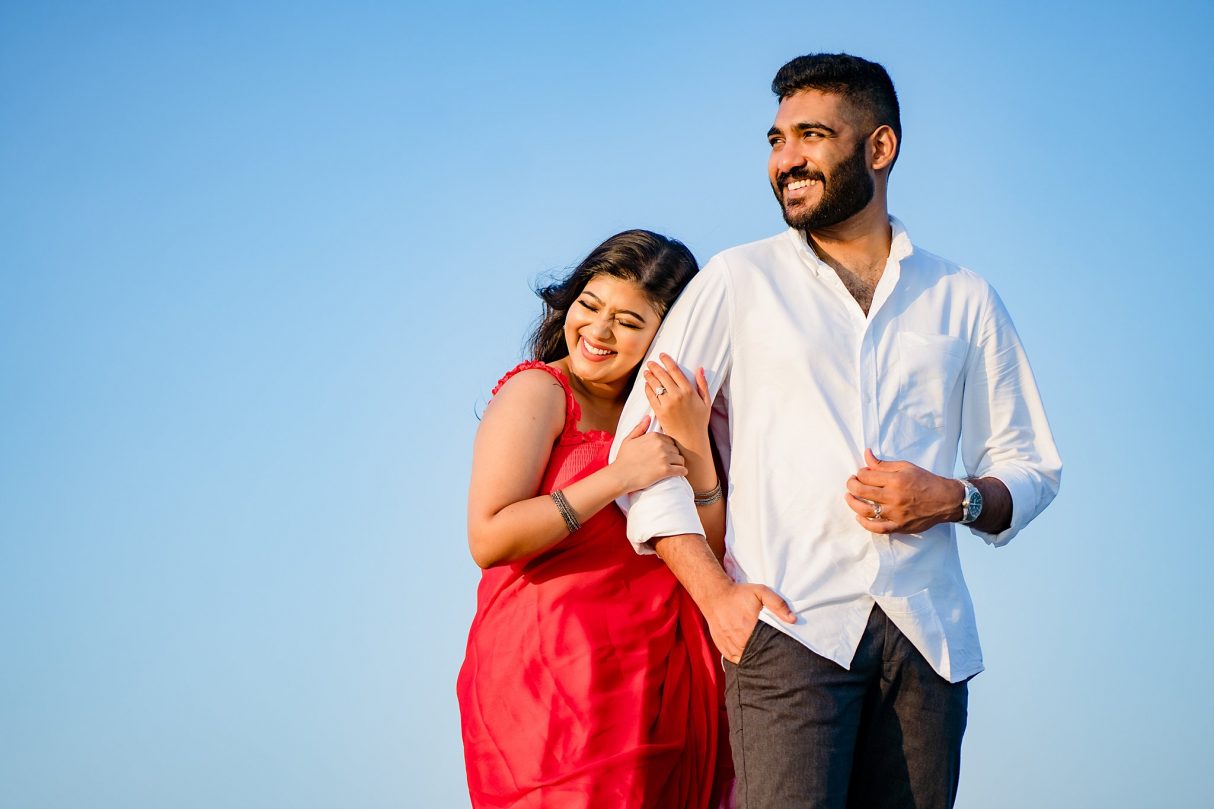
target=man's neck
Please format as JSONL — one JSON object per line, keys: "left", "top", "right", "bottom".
{"left": 803, "top": 203, "right": 893, "bottom": 316}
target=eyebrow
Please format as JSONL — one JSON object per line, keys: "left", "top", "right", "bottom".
{"left": 768, "top": 120, "right": 838, "bottom": 139}
{"left": 581, "top": 290, "right": 647, "bottom": 323}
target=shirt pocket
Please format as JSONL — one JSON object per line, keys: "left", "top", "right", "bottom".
{"left": 894, "top": 332, "right": 968, "bottom": 431}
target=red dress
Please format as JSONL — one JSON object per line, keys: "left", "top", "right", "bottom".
{"left": 457, "top": 362, "right": 732, "bottom": 809}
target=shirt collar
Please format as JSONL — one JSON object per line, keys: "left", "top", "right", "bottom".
{"left": 888, "top": 215, "right": 914, "bottom": 264}
{"left": 787, "top": 215, "right": 915, "bottom": 276}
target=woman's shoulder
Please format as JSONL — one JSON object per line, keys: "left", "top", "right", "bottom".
{"left": 487, "top": 361, "right": 574, "bottom": 433}
{"left": 491, "top": 360, "right": 568, "bottom": 397}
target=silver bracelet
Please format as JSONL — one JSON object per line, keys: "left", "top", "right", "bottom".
{"left": 550, "top": 489, "right": 581, "bottom": 533}
{"left": 693, "top": 480, "right": 723, "bottom": 506}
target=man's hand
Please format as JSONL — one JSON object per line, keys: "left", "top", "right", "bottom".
{"left": 700, "top": 581, "right": 797, "bottom": 663}
{"left": 652, "top": 533, "right": 797, "bottom": 663}
{"left": 844, "top": 448, "right": 963, "bottom": 535}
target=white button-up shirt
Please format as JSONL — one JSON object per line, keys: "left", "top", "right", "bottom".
{"left": 610, "top": 218, "right": 1061, "bottom": 682}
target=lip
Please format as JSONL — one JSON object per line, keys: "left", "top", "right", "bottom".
{"left": 578, "top": 336, "right": 617, "bottom": 363}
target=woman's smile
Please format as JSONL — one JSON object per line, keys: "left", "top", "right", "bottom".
{"left": 578, "top": 337, "right": 618, "bottom": 361}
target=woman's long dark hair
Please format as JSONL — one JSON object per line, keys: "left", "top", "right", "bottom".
{"left": 528, "top": 230, "right": 699, "bottom": 362}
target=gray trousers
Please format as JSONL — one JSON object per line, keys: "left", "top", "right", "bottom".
{"left": 723, "top": 605, "right": 968, "bottom": 809}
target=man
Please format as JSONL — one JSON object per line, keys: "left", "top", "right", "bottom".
{"left": 609, "top": 53, "right": 1062, "bottom": 808}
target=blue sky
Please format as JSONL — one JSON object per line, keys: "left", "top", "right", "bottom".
{"left": 2, "top": 2, "right": 1212, "bottom": 807}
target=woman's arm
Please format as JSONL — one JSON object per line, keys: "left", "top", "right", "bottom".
{"left": 642, "top": 354, "right": 727, "bottom": 561}
{"left": 467, "top": 369, "right": 687, "bottom": 569}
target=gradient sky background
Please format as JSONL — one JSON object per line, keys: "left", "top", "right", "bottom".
{"left": 3, "top": 2, "right": 1212, "bottom": 807}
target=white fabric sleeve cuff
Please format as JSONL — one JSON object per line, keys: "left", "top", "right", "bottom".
{"left": 619, "top": 476, "right": 703, "bottom": 555}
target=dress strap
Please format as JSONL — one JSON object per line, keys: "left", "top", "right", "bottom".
{"left": 491, "top": 361, "right": 582, "bottom": 440}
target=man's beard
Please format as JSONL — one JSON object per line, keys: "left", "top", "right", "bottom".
{"left": 774, "top": 138, "right": 874, "bottom": 231}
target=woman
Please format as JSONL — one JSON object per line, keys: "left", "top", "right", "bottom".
{"left": 457, "top": 230, "right": 731, "bottom": 808}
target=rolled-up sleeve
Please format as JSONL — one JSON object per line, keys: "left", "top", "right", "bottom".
{"left": 961, "top": 286, "right": 1063, "bottom": 547}
{"left": 609, "top": 257, "right": 734, "bottom": 554}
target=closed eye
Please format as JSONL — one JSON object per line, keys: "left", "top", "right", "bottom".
{"left": 578, "top": 298, "right": 644, "bottom": 329}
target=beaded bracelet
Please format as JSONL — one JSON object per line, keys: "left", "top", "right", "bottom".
{"left": 550, "top": 489, "right": 581, "bottom": 533}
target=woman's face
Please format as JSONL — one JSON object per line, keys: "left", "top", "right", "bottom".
{"left": 563, "top": 275, "right": 662, "bottom": 387}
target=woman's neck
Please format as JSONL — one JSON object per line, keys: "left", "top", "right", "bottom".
{"left": 550, "top": 358, "right": 630, "bottom": 430}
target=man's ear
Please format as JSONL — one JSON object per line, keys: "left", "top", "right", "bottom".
{"left": 870, "top": 125, "right": 898, "bottom": 172}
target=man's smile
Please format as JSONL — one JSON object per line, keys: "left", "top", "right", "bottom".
{"left": 785, "top": 178, "right": 818, "bottom": 192}
{"left": 783, "top": 177, "right": 819, "bottom": 201}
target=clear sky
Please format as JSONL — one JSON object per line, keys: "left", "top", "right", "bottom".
{"left": 2, "top": 2, "right": 1212, "bottom": 807}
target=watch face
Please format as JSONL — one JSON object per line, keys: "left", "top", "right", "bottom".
{"left": 965, "top": 488, "right": 983, "bottom": 521}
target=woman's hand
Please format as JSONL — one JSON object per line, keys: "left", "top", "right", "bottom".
{"left": 610, "top": 414, "right": 688, "bottom": 494}
{"left": 642, "top": 353, "right": 726, "bottom": 561}
{"left": 643, "top": 353, "right": 712, "bottom": 453}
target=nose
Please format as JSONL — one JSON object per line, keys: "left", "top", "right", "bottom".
{"left": 586, "top": 312, "right": 613, "bottom": 341}
{"left": 777, "top": 145, "right": 807, "bottom": 176}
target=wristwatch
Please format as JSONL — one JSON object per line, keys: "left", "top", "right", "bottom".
{"left": 957, "top": 479, "right": 983, "bottom": 524}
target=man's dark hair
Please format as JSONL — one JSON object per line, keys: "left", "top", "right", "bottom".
{"left": 772, "top": 53, "right": 901, "bottom": 166}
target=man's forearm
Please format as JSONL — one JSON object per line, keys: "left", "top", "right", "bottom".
{"left": 650, "top": 533, "right": 733, "bottom": 606}
{"left": 970, "top": 476, "right": 1012, "bottom": 535}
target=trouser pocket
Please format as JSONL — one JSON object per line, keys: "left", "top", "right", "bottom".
{"left": 737, "top": 620, "right": 774, "bottom": 667}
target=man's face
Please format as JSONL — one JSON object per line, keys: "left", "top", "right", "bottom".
{"left": 767, "top": 89, "right": 875, "bottom": 231}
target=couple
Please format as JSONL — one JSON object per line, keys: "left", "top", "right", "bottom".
{"left": 457, "top": 53, "right": 1062, "bottom": 809}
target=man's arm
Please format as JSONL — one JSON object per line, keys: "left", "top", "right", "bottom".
{"left": 842, "top": 286, "right": 1061, "bottom": 541}
{"left": 609, "top": 257, "right": 733, "bottom": 553}
{"left": 610, "top": 256, "right": 797, "bottom": 660}
{"left": 844, "top": 448, "right": 1014, "bottom": 535}
{"left": 958, "top": 286, "right": 1062, "bottom": 545}
{"left": 652, "top": 533, "right": 796, "bottom": 663}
